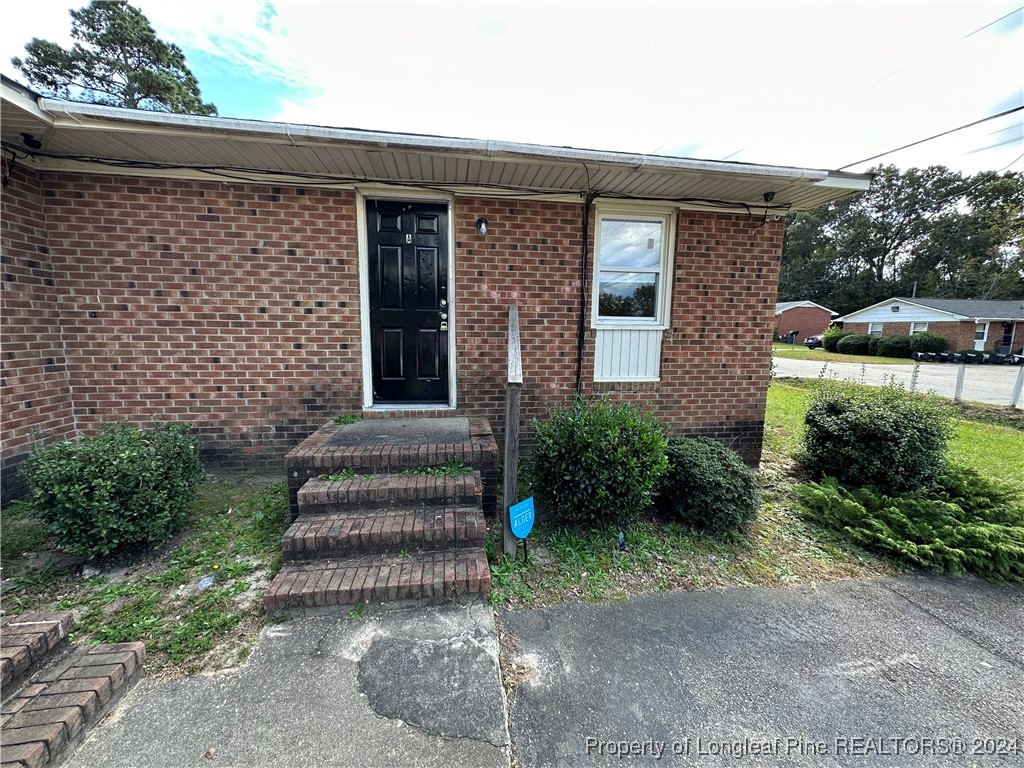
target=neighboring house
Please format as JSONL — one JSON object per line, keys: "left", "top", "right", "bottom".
{"left": 837, "top": 297, "right": 1024, "bottom": 354}
{"left": 0, "top": 76, "right": 871, "bottom": 501}
{"left": 774, "top": 300, "right": 837, "bottom": 342}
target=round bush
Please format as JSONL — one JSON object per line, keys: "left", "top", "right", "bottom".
{"left": 529, "top": 397, "right": 668, "bottom": 527}
{"left": 21, "top": 423, "right": 205, "bottom": 558}
{"left": 657, "top": 437, "right": 758, "bottom": 535}
{"left": 876, "top": 335, "right": 912, "bottom": 358}
{"left": 910, "top": 332, "right": 948, "bottom": 354}
{"left": 836, "top": 334, "right": 873, "bottom": 355}
{"left": 803, "top": 381, "right": 953, "bottom": 494}
{"left": 867, "top": 336, "right": 881, "bottom": 356}
{"left": 822, "top": 328, "right": 850, "bottom": 352}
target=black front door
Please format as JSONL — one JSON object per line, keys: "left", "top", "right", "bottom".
{"left": 367, "top": 200, "right": 449, "bottom": 403}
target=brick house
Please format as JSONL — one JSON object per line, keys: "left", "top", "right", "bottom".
{"left": 837, "top": 297, "right": 1024, "bottom": 355}
{"left": 774, "top": 300, "right": 837, "bottom": 343}
{"left": 1, "top": 77, "right": 871, "bottom": 501}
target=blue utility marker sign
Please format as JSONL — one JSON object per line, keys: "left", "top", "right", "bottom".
{"left": 510, "top": 497, "right": 535, "bottom": 539}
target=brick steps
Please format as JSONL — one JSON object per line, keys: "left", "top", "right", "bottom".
{"left": 283, "top": 505, "right": 486, "bottom": 560}
{"left": 296, "top": 472, "right": 482, "bottom": 515}
{"left": 285, "top": 416, "right": 499, "bottom": 519}
{"left": 263, "top": 549, "right": 491, "bottom": 615}
{"left": 0, "top": 633, "right": 145, "bottom": 768}
{"left": 271, "top": 417, "right": 495, "bottom": 615}
{"left": 1, "top": 613, "right": 74, "bottom": 694}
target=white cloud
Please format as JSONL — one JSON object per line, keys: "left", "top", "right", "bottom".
{"left": 2, "top": 0, "right": 1021, "bottom": 174}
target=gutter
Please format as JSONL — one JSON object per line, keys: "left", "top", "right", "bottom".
{"left": 33, "top": 97, "right": 842, "bottom": 184}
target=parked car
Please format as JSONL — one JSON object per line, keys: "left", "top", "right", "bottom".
{"left": 803, "top": 334, "right": 823, "bottom": 349}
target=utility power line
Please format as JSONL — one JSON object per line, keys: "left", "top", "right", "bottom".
{"left": 837, "top": 105, "right": 1024, "bottom": 170}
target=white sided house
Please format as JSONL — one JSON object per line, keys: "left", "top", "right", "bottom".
{"left": 837, "top": 298, "right": 1024, "bottom": 354}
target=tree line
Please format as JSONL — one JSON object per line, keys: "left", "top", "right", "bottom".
{"left": 779, "top": 165, "right": 1024, "bottom": 316}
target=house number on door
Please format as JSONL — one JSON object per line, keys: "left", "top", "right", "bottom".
{"left": 405, "top": 234, "right": 412, "bottom": 243}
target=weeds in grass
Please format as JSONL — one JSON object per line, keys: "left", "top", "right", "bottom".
{"left": 3, "top": 478, "right": 289, "bottom": 675}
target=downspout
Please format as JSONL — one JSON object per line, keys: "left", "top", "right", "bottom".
{"left": 574, "top": 192, "right": 598, "bottom": 394}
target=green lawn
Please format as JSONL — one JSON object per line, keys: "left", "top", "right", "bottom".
{"left": 772, "top": 344, "right": 914, "bottom": 365}
{"left": 767, "top": 382, "right": 1024, "bottom": 484}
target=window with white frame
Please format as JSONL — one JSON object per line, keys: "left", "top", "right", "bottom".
{"left": 593, "top": 211, "right": 672, "bottom": 325}
{"left": 975, "top": 322, "right": 988, "bottom": 342}
{"left": 592, "top": 208, "right": 674, "bottom": 381}
{"left": 910, "top": 322, "right": 928, "bottom": 334}
{"left": 868, "top": 322, "right": 883, "bottom": 336}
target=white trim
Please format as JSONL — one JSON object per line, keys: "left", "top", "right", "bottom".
{"left": 591, "top": 204, "right": 677, "bottom": 330}
{"left": 837, "top": 298, "right": 965, "bottom": 322}
{"left": 974, "top": 321, "right": 989, "bottom": 352}
{"left": 356, "top": 191, "right": 457, "bottom": 408}
{"left": 775, "top": 300, "right": 838, "bottom": 316}
{"left": 868, "top": 322, "right": 883, "bottom": 336}
{"left": 910, "top": 322, "right": 929, "bottom": 334}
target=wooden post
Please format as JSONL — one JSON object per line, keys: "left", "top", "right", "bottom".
{"left": 503, "top": 305, "right": 523, "bottom": 558}
{"left": 1011, "top": 367, "right": 1024, "bottom": 410}
{"left": 953, "top": 363, "right": 966, "bottom": 402}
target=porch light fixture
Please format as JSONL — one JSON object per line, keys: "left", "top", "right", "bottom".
{"left": 476, "top": 217, "right": 488, "bottom": 237}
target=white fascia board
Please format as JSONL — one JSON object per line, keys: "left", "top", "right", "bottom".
{"left": 839, "top": 297, "right": 966, "bottom": 322}
{"left": 30, "top": 97, "right": 848, "bottom": 184}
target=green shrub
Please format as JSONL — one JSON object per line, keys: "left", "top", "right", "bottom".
{"left": 876, "top": 335, "right": 912, "bottom": 359}
{"left": 803, "top": 381, "right": 953, "bottom": 494}
{"left": 822, "top": 328, "right": 850, "bottom": 353}
{"left": 910, "top": 332, "right": 947, "bottom": 354}
{"left": 529, "top": 397, "right": 668, "bottom": 527}
{"left": 836, "top": 334, "right": 873, "bottom": 355}
{"left": 21, "top": 423, "right": 205, "bottom": 558}
{"left": 795, "top": 466, "right": 1024, "bottom": 582}
{"left": 867, "top": 336, "right": 881, "bottom": 356}
{"left": 657, "top": 437, "right": 758, "bottom": 536}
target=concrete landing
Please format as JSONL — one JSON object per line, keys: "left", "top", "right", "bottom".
{"left": 63, "top": 604, "right": 509, "bottom": 768}
{"left": 326, "top": 417, "right": 470, "bottom": 447}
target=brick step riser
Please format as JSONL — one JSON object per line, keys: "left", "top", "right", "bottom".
{"left": 297, "top": 493, "right": 482, "bottom": 517}
{"left": 265, "top": 577, "right": 491, "bottom": 611}
{"left": 1, "top": 642, "right": 145, "bottom": 768}
{"left": 263, "top": 551, "right": 491, "bottom": 617}
{"left": 283, "top": 524, "right": 487, "bottom": 560}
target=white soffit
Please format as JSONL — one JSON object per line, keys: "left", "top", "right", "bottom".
{"left": 2, "top": 80, "right": 872, "bottom": 212}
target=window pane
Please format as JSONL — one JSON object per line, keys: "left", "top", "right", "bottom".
{"left": 975, "top": 323, "right": 986, "bottom": 341}
{"left": 599, "top": 219, "right": 663, "bottom": 270}
{"left": 598, "top": 272, "right": 657, "bottom": 318}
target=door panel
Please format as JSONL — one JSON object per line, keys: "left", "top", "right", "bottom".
{"left": 367, "top": 200, "right": 449, "bottom": 402}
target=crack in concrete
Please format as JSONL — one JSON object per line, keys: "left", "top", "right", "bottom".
{"left": 880, "top": 581, "right": 1022, "bottom": 671}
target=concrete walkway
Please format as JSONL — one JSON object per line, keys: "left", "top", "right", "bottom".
{"left": 774, "top": 356, "right": 1024, "bottom": 407}
{"left": 65, "top": 604, "right": 509, "bottom": 768}
{"left": 503, "top": 575, "right": 1024, "bottom": 767}
{"left": 63, "top": 575, "right": 1024, "bottom": 767}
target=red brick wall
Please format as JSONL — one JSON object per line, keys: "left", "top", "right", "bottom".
{"left": 1, "top": 173, "right": 783, "bottom": 483}
{"left": 13, "top": 172, "right": 364, "bottom": 472}
{"left": 1, "top": 166, "right": 76, "bottom": 502}
{"left": 454, "top": 199, "right": 782, "bottom": 462}
{"left": 774, "top": 306, "right": 831, "bottom": 342}
{"left": 842, "top": 320, "right": 1024, "bottom": 354}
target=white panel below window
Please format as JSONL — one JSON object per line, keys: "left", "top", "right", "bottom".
{"left": 594, "top": 328, "right": 662, "bottom": 381}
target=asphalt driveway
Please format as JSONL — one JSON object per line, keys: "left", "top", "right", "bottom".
{"left": 502, "top": 575, "right": 1024, "bottom": 767}
{"left": 774, "top": 357, "right": 1023, "bottom": 407}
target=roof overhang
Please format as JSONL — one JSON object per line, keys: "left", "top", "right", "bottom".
{"left": 2, "top": 76, "right": 872, "bottom": 213}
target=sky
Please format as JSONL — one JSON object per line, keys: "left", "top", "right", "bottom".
{"left": 2, "top": 1, "right": 1022, "bottom": 176}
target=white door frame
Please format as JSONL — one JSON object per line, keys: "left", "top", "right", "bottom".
{"left": 355, "top": 188, "right": 457, "bottom": 409}
{"left": 973, "top": 321, "right": 989, "bottom": 352}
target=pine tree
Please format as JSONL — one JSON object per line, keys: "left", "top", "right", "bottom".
{"left": 12, "top": 0, "right": 216, "bottom": 115}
